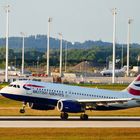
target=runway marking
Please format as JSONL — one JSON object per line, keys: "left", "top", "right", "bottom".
{"left": 0, "top": 121, "right": 140, "bottom": 128}
{"left": 0, "top": 117, "right": 140, "bottom": 128}
{"left": 0, "top": 116, "right": 140, "bottom": 121}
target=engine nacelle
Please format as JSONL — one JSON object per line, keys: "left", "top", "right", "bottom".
{"left": 57, "top": 100, "right": 85, "bottom": 113}
{"left": 29, "top": 103, "right": 55, "bottom": 111}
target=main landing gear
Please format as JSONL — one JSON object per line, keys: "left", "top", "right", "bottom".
{"left": 80, "top": 113, "right": 88, "bottom": 120}
{"left": 60, "top": 112, "right": 69, "bottom": 120}
{"left": 60, "top": 112, "right": 89, "bottom": 120}
{"left": 19, "top": 102, "right": 27, "bottom": 113}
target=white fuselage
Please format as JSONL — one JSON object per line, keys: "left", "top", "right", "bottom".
{"left": 0, "top": 79, "right": 140, "bottom": 109}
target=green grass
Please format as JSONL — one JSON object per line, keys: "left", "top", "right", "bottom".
{"left": 0, "top": 96, "right": 21, "bottom": 107}
{"left": 0, "top": 128, "right": 140, "bottom": 140}
{"left": 0, "top": 83, "right": 8, "bottom": 89}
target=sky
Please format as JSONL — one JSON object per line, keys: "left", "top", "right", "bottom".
{"left": 0, "top": 0, "right": 139, "bottom": 43}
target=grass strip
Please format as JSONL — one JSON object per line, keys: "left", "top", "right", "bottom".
{"left": 0, "top": 128, "right": 140, "bottom": 140}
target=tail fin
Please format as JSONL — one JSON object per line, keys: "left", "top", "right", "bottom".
{"left": 126, "top": 74, "right": 140, "bottom": 96}
{"left": 121, "top": 66, "right": 127, "bottom": 71}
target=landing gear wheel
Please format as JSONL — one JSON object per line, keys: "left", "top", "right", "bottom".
{"left": 60, "top": 112, "right": 68, "bottom": 120}
{"left": 19, "top": 102, "right": 27, "bottom": 113}
{"left": 80, "top": 114, "right": 88, "bottom": 120}
{"left": 19, "top": 109, "right": 25, "bottom": 113}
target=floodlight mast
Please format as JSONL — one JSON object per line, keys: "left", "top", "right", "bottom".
{"left": 121, "top": 45, "right": 123, "bottom": 68}
{"left": 126, "top": 18, "right": 133, "bottom": 76}
{"left": 5, "top": 5, "right": 10, "bottom": 82}
{"left": 59, "top": 33, "right": 63, "bottom": 77}
{"left": 20, "top": 32, "right": 25, "bottom": 75}
{"left": 112, "top": 8, "right": 117, "bottom": 84}
{"left": 65, "top": 42, "right": 68, "bottom": 72}
{"left": 46, "top": 17, "right": 52, "bottom": 76}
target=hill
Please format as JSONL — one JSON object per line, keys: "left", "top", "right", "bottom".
{"left": 0, "top": 34, "right": 140, "bottom": 52}
{"left": 0, "top": 35, "right": 140, "bottom": 69}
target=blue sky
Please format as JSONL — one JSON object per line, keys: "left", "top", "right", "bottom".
{"left": 0, "top": 0, "right": 139, "bottom": 43}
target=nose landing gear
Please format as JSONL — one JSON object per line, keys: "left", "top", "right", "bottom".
{"left": 19, "top": 102, "right": 27, "bottom": 113}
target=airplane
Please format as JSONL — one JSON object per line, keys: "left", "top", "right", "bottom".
{"left": 100, "top": 66, "right": 127, "bottom": 76}
{"left": 0, "top": 69, "right": 20, "bottom": 76}
{"left": 0, "top": 75, "right": 140, "bottom": 120}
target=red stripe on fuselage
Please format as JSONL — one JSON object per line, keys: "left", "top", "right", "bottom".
{"left": 128, "top": 87, "right": 140, "bottom": 96}
{"left": 24, "top": 84, "right": 44, "bottom": 88}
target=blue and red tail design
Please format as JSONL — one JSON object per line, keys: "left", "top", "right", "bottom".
{"left": 127, "top": 74, "right": 140, "bottom": 96}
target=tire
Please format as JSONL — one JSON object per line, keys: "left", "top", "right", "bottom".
{"left": 80, "top": 114, "right": 88, "bottom": 120}
{"left": 19, "top": 109, "right": 25, "bottom": 113}
{"left": 60, "top": 112, "right": 68, "bottom": 120}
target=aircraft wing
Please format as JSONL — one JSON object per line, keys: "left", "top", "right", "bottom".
{"left": 77, "top": 98, "right": 133, "bottom": 105}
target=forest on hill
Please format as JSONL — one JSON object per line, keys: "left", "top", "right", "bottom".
{"left": 0, "top": 34, "right": 140, "bottom": 69}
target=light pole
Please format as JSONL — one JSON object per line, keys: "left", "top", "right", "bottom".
{"left": 137, "top": 55, "right": 140, "bottom": 66}
{"left": 59, "top": 33, "right": 63, "bottom": 77}
{"left": 112, "top": 8, "right": 117, "bottom": 84}
{"left": 20, "top": 32, "right": 25, "bottom": 75}
{"left": 14, "top": 56, "right": 16, "bottom": 70}
{"left": 46, "top": 17, "right": 52, "bottom": 76}
{"left": 121, "top": 45, "right": 123, "bottom": 68}
{"left": 126, "top": 18, "right": 133, "bottom": 76}
{"left": 37, "top": 56, "right": 40, "bottom": 74}
{"left": 65, "top": 42, "right": 68, "bottom": 72}
{"left": 5, "top": 5, "right": 10, "bottom": 82}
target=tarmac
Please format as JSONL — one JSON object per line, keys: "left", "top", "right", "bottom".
{"left": 0, "top": 116, "right": 140, "bottom": 128}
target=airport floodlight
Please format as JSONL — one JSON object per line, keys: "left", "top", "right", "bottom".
{"left": 58, "top": 33, "right": 63, "bottom": 77}
{"left": 4, "top": 5, "right": 10, "bottom": 82}
{"left": 128, "top": 18, "right": 133, "bottom": 24}
{"left": 111, "top": 8, "right": 117, "bottom": 83}
{"left": 111, "top": 8, "right": 117, "bottom": 15}
{"left": 20, "top": 32, "right": 26, "bottom": 75}
{"left": 48, "top": 17, "right": 52, "bottom": 22}
{"left": 126, "top": 18, "right": 133, "bottom": 76}
{"left": 46, "top": 17, "right": 52, "bottom": 76}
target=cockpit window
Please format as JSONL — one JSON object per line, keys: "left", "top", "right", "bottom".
{"left": 8, "top": 84, "right": 20, "bottom": 88}
{"left": 13, "top": 85, "right": 16, "bottom": 88}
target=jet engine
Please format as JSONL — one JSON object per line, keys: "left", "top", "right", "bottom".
{"left": 57, "top": 100, "right": 85, "bottom": 113}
